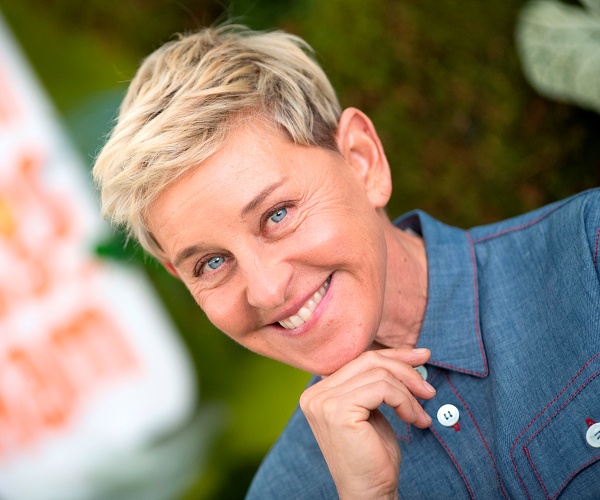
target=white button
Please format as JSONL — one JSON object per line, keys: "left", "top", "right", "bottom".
{"left": 415, "top": 365, "right": 428, "bottom": 380}
{"left": 586, "top": 423, "right": 600, "bottom": 448}
{"left": 437, "top": 404, "right": 459, "bottom": 427}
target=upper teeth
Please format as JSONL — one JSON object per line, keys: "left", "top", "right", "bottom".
{"left": 278, "top": 278, "right": 330, "bottom": 330}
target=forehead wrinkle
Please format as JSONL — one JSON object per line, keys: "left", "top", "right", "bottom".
{"left": 241, "top": 177, "right": 289, "bottom": 216}
{"left": 148, "top": 171, "right": 218, "bottom": 258}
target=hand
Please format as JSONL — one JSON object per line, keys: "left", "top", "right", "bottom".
{"left": 299, "top": 348, "right": 435, "bottom": 499}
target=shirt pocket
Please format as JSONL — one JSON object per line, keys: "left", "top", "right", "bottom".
{"left": 511, "top": 357, "right": 600, "bottom": 499}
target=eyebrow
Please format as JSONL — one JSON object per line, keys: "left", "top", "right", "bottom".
{"left": 241, "top": 177, "right": 288, "bottom": 216}
{"left": 172, "top": 177, "right": 289, "bottom": 269}
{"left": 173, "top": 243, "right": 206, "bottom": 269}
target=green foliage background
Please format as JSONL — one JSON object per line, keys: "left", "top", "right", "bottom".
{"left": 1, "top": 0, "right": 598, "bottom": 498}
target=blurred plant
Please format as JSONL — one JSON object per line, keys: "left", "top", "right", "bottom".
{"left": 83, "top": 406, "right": 223, "bottom": 500}
{"left": 517, "top": 0, "right": 600, "bottom": 113}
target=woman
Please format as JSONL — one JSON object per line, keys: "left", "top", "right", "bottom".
{"left": 94, "top": 25, "right": 600, "bottom": 499}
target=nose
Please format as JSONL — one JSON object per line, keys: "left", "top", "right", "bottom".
{"left": 243, "top": 248, "right": 292, "bottom": 310}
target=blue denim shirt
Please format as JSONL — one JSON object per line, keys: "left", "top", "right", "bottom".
{"left": 247, "top": 189, "right": 600, "bottom": 499}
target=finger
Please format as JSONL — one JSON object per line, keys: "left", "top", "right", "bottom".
{"left": 377, "top": 348, "right": 437, "bottom": 400}
{"left": 305, "top": 369, "right": 432, "bottom": 427}
{"left": 348, "top": 377, "right": 432, "bottom": 428}
{"left": 318, "top": 366, "right": 418, "bottom": 401}
{"left": 321, "top": 348, "right": 427, "bottom": 382}
{"left": 360, "top": 377, "right": 432, "bottom": 428}
{"left": 375, "top": 347, "right": 431, "bottom": 366}
{"left": 319, "top": 349, "right": 436, "bottom": 400}
{"left": 338, "top": 379, "right": 424, "bottom": 426}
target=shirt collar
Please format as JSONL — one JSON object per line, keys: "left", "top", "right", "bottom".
{"left": 394, "top": 211, "right": 488, "bottom": 378}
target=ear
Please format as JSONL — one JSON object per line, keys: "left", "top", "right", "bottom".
{"left": 161, "top": 261, "right": 180, "bottom": 279}
{"left": 335, "top": 108, "right": 392, "bottom": 208}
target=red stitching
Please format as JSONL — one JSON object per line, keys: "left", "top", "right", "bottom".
{"left": 594, "top": 227, "right": 600, "bottom": 267}
{"left": 552, "top": 456, "right": 600, "bottom": 499}
{"left": 428, "top": 360, "right": 487, "bottom": 377}
{"left": 430, "top": 426, "right": 476, "bottom": 499}
{"left": 523, "top": 371, "right": 600, "bottom": 447}
{"left": 427, "top": 368, "right": 441, "bottom": 384}
{"left": 394, "top": 422, "right": 412, "bottom": 443}
{"left": 523, "top": 446, "right": 549, "bottom": 499}
{"left": 523, "top": 370, "right": 600, "bottom": 499}
{"left": 425, "top": 233, "right": 489, "bottom": 378}
{"left": 466, "top": 232, "right": 489, "bottom": 376}
{"left": 472, "top": 190, "right": 600, "bottom": 244}
{"left": 446, "top": 374, "right": 509, "bottom": 499}
{"left": 511, "top": 353, "right": 600, "bottom": 446}
{"left": 473, "top": 204, "right": 566, "bottom": 243}
{"left": 510, "top": 353, "right": 600, "bottom": 497}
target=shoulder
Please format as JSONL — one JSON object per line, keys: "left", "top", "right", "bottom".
{"left": 469, "top": 189, "right": 600, "bottom": 277}
{"left": 469, "top": 188, "right": 600, "bottom": 242}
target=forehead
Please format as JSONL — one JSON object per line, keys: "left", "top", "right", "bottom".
{"left": 145, "top": 119, "right": 342, "bottom": 246}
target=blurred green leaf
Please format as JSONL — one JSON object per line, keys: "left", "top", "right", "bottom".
{"left": 516, "top": 0, "right": 600, "bottom": 113}
{"left": 94, "top": 229, "right": 146, "bottom": 265}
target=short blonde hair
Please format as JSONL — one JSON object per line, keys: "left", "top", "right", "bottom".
{"left": 93, "top": 24, "right": 341, "bottom": 258}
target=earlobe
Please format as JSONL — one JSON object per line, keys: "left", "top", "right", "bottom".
{"left": 336, "top": 108, "right": 392, "bottom": 208}
{"left": 162, "top": 261, "right": 180, "bottom": 279}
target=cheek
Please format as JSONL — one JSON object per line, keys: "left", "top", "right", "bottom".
{"left": 193, "top": 287, "right": 252, "bottom": 339}
{"left": 300, "top": 209, "right": 386, "bottom": 275}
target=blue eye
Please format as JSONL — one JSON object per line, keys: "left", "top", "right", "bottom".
{"left": 194, "top": 255, "right": 226, "bottom": 278}
{"left": 269, "top": 207, "right": 287, "bottom": 223}
{"left": 206, "top": 256, "right": 225, "bottom": 270}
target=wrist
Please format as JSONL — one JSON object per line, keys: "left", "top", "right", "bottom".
{"left": 338, "top": 485, "right": 398, "bottom": 500}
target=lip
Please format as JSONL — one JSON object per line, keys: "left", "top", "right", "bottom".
{"left": 269, "top": 273, "right": 333, "bottom": 335}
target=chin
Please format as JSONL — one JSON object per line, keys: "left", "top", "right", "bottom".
{"left": 306, "top": 338, "right": 374, "bottom": 377}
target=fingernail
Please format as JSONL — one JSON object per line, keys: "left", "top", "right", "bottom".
{"left": 423, "top": 380, "right": 436, "bottom": 393}
{"left": 413, "top": 348, "right": 429, "bottom": 354}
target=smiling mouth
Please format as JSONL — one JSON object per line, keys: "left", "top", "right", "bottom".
{"left": 278, "top": 276, "right": 332, "bottom": 330}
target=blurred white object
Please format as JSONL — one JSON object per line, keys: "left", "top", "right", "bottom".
{"left": 0, "top": 12, "right": 209, "bottom": 500}
{"left": 516, "top": 0, "right": 600, "bottom": 113}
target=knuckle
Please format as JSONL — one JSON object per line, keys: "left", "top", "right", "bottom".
{"left": 320, "top": 396, "right": 341, "bottom": 415}
{"left": 299, "top": 389, "right": 314, "bottom": 409}
{"left": 371, "top": 366, "right": 389, "bottom": 379}
{"left": 362, "top": 350, "right": 384, "bottom": 364}
{"left": 371, "top": 378, "right": 393, "bottom": 395}
{"left": 300, "top": 387, "right": 331, "bottom": 417}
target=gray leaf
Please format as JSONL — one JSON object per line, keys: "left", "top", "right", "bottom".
{"left": 516, "top": 0, "right": 600, "bottom": 113}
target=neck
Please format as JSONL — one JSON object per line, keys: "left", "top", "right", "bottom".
{"left": 374, "top": 215, "right": 428, "bottom": 349}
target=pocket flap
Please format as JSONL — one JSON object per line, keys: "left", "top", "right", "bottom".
{"left": 523, "top": 372, "right": 600, "bottom": 498}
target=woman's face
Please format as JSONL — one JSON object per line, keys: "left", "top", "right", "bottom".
{"left": 147, "top": 118, "right": 390, "bottom": 375}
